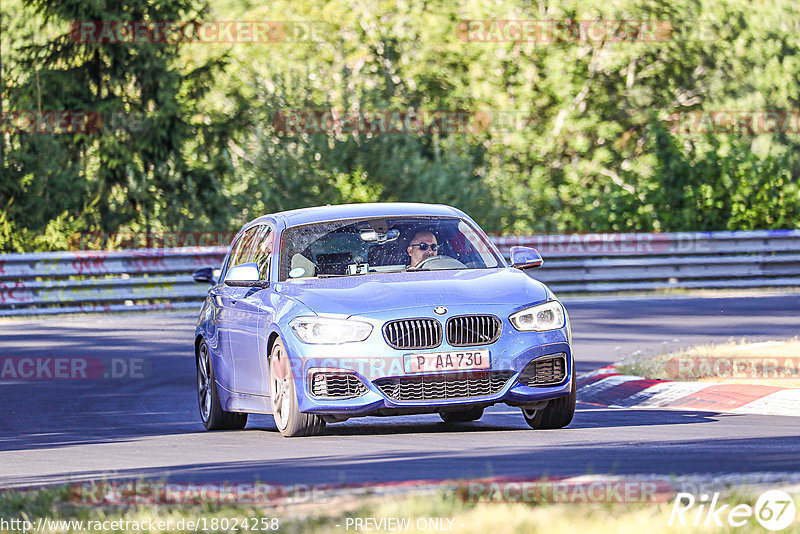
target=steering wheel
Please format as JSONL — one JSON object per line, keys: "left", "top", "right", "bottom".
{"left": 413, "top": 254, "right": 467, "bottom": 270}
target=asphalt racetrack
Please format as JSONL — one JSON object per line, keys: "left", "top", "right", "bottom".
{"left": 1, "top": 293, "right": 799, "bottom": 488}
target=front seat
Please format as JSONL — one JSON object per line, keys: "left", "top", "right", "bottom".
{"left": 290, "top": 253, "right": 316, "bottom": 278}
{"left": 368, "top": 243, "right": 409, "bottom": 267}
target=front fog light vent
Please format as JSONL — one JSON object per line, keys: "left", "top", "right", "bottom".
{"left": 518, "top": 354, "right": 568, "bottom": 387}
{"left": 308, "top": 370, "right": 368, "bottom": 399}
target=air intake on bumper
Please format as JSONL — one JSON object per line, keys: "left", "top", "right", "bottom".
{"left": 374, "top": 371, "right": 514, "bottom": 401}
{"left": 518, "top": 354, "right": 568, "bottom": 387}
{"left": 308, "top": 371, "right": 369, "bottom": 399}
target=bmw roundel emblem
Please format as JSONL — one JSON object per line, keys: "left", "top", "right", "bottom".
{"left": 434, "top": 306, "right": 447, "bottom": 315}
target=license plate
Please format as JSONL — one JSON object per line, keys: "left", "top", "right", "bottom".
{"left": 403, "top": 349, "right": 490, "bottom": 374}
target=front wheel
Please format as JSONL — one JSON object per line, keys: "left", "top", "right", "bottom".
{"left": 269, "top": 338, "right": 326, "bottom": 437}
{"left": 197, "top": 339, "right": 248, "bottom": 431}
{"left": 522, "top": 369, "right": 576, "bottom": 430}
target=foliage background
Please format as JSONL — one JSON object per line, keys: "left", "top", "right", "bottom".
{"left": 1, "top": 0, "right": 799, "bottom": 251}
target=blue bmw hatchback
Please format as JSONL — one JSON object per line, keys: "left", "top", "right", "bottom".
{"left": 193, "top": 203, "right": 575, "bottom": 436}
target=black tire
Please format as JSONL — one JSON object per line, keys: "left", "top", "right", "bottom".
{"left": 522, "top": 366, "right": 576, "bottom": 430}
{"left": 440, "top": 406, "right": 484, "bottom": 423}
{"left": 269, "top": 338, "right": 326, "bottom": 437}
{"left": 197, "top": 339, "right": 248, "bottom": 431}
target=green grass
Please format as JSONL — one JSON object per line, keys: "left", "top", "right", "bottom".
{"left": 615, "top": 338, "right": 800, "bottom": 382}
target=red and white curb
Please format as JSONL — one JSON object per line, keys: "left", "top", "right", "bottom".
{"left": 578, "top": 367, "right": 800, "bottom": 417}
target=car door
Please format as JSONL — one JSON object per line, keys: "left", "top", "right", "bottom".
{"left": 226, "top": 224, "right": 276, "bottom": 396}
{"left": 208, "top": 229, "right": 251, "bottom": 392}
{"left": 214, "top": 226, "right": 260, "bottom": 394}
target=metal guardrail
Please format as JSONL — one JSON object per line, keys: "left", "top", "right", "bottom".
{"left": 493, "top": 229, "right": 800, "bottom": 293}
{"left": 0, "top": 230, "right": 798, "bottom": 316}
{"left": 0, "top": 247, "right": 226, "bottom": 316}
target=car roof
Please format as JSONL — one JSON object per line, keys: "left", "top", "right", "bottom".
{"left": 250, "top": 203, "right": 467, "bottom": 229}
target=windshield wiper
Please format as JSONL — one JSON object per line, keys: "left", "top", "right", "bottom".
{"left": 316, "top": 273, "right": 352, "bottom": 278}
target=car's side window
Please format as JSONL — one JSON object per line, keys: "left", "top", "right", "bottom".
{"left": 220, "top": 231, "right": 247, "bottom": 281}
{"left": 251, "top": 226, "right": 274, "bottom": 281}
{"left": 233, "top": 226, "right": 261, "bottom": 267}
{"left": 218, "top": 225, "right": 273, "bottom": 282}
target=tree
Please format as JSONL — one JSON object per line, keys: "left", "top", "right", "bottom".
{"left": 0, "top": 0, "right": 238, "bottom": 251}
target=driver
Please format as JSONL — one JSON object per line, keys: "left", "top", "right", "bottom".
{"left": 407, "top": 230, "right": 439, "bottom": 269}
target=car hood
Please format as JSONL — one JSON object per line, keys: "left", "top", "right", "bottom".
{"left": 275, "top": 268, "right": 550, "bottom": 316}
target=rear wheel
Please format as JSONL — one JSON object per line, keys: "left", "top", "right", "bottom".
{"left": 197, "top": 339, "right": 248, "bottom": 431}
{"left": 440, "top": 406, "right": 484, "bottom": 423}
{"left": 522, "top": 369, "right": 576, "bottom": 430}
{"left": 269, "top": 338, "right": 326, "bottom": 437}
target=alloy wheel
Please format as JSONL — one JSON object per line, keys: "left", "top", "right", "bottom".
{"left": 197, "top": 343, "right": 212, "bottom": 422}
{"left": 270, "top": 342, "right": 292, "bottom": 431}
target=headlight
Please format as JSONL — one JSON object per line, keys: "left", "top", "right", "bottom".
{"left": 509, "top": 301, "right": 565, "bottom": 332}
{"left": 290, "top": 316, "right": 373, "bottom": 344}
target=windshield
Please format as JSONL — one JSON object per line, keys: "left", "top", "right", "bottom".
{"left": 278, "top": 216, "right": 502, "bottom": 281}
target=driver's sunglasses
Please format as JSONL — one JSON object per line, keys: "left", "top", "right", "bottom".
{"left": 410, "top": 243, "right": 439, "bottom": 251}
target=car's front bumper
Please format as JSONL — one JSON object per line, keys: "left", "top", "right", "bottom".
{"left": 282, "top": 304, "right": 573, "bottom": 416}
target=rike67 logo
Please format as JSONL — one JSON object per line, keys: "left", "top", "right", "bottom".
{"left": 669, "top": 490, "right": 797, "bottom": 531}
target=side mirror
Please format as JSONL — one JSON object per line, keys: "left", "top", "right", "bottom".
{"left": 510, "top": 246, "right": 543, "bottom": 269}
{"left": 224, "top": 262, "right": 262, "bottom": 287}
{"left": 192, "top": 267, "right": 218, "bottom": 284}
